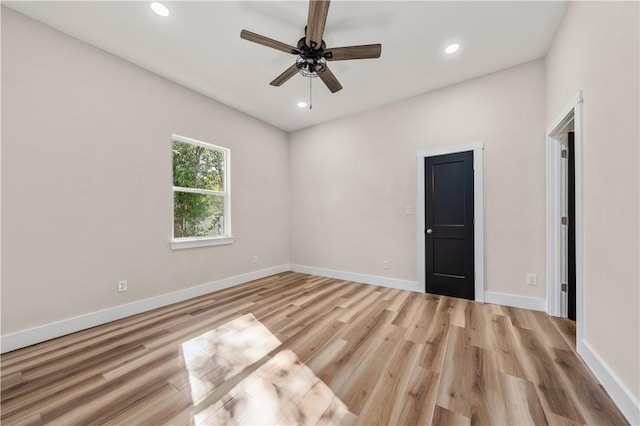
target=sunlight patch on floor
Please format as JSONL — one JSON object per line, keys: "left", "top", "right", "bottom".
{"left": 195, "top": 350, "right": 354, "bottom": 425}
{"left": 180, "top": 314, "right": 354, "bottom": 425}
{"left": 181, "top": 314, "right": 282, "bottom": 403}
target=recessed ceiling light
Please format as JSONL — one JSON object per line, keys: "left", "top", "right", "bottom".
{"left": 150, "top": 2, "right": 170, "bottom": 17}
{"left": 297, "top": 102, "right": 307, "bottom": 108}
{"left": 445, "top": 43, "right": 460, "bottom": 54}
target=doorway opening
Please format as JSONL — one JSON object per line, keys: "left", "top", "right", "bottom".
{"left": 554, "top": 124, "right": 576, "bottom": 320}
{"left": 546, "top": 92, "right": 584, "bottom": 342}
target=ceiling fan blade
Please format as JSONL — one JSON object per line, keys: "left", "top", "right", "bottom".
{"left": 270, "top": 64, "right": 300, "bottom": 87}
{"left": 324, "top": 44, "right": 382, "bottom": 61}
{"left": 305, "top": 0, "right": 330, "bottom": 49}
{"left": 241, "top": 30, "right": 300, "bottom": 55}
{"left": 317, "top": 65, "right": 342, "bottom": 93}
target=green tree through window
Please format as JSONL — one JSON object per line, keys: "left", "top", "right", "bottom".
{"left": 172, "top": 136, "right": 228, "bottom": 239}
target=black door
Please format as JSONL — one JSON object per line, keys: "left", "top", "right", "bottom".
{"left": 425, "top": 151, "right": 475, "bottom": 300}
{"left": 568, "top": 132, "right": 576, "bottom": 320}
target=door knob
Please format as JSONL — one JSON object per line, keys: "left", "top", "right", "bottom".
{"left": 426, "top": 229, "right": 433, "bottom": 234}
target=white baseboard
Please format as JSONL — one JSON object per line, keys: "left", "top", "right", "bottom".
{"left": 289, "top": 266, "right": 550, "bottom": 314}
{"left": 0, "top": 266, "right": 555, "bottom": 353}
{"left": 577, "top": 339, "right": 640, "bottom": 425}
{"left": 0, "top": 264, "right": 290, "bottom": 354}
{"left": 290, "top": 264, "right": 421, "bottom": 293}
{"left": 484, "top": 291, "right": 546, "bottom": 312}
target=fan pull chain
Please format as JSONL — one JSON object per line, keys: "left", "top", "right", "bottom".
{"left": 309, "top": 76, "right": 313, "bottom": 110}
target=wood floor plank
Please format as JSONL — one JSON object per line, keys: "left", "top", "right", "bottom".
{"left": 547, "top": 412, "right": 585, "bottom": 426}
{"left": 504, "top": 305, "right": 534, "bottom": 329}
{"left": 551, "top": 316, "right": 578, "bottom": 351}
{"left": 21, "top": 329, "right": 168, "bottom": 383}
{"left": 391, "top": 367, "right": 440, "bottom": 425}
{"left": 513, "top": 325, "right": 587, "bottom": 423}
{"left": 503, "top": 373, "right": 549, "bottom": 426}
{"left": 405, "top": 298, "right": 436, "bottom": 343}
{"left": 102, "top": 383, "right": 179, "bottom": 426}
{"left": 289, "top": 279, "right": 344, "bottom": 307}
{"left": 492, "top": 314, "right": 528, "bottom": 379}
{"left": 418, "top": 311, "right": 450, "bottom": 371}
{"left": 0, "top": 272, "right": 628, "bottom": 425}
{"left": 436, "top": 325, "right": 476, "bottom": 417}
{"left": 467, "top": 302, "right": 496, "bottom": 350}
{"left": 529, "top": 310, "right": 574, "bottom": 351}
{"left": 1, "top": 344, "right": 149, "bottom": 418}
{"left": 3, "top": 412, "right": 42, "bottom": 426}
{"left": 338, "top": 326, "right": 404, "bottom": 414}
{"left": 1, "top": 372, "right": 23, "bottom": 391}
{"left": 337, "top": 287, "right": 384, "bottom": 322}
{"left": 385, "top": 289, "right": 411, "bottom": 312}
{"left": 40, "top": 355, "right": 182, "bottom": 424}
{"left": 436, "top": 295, "right": 456, "bottom": 313}
{"left": 469, "top": 348, "right": 509, "bottom": 425}
{"left": 432, "top": 405, "right": 471, "bottom": 426}
{"left": 551, "top": 348, "right": 629, "bottom": 425}
{"left": 450, "top": 297, "right": 468, "bottom": 328}
{"left": 317, "top": 310, "right": 395, "bottom": 390}
{"left": 279, "top": 310, "right": 347, "bottom": 364}
{"left": 275, "top": 283, "right": 356, "bottom": 336}
{"left": 391, "top": 294, "right": 424, "bottom": 328}
{"left": 1, "top": 373, "right": 108, "bottom": 425}
{"left": 355, "top": 340, "right": 420, "bottom": 425}
{"left": 304, "top": 338, "right": 349, "bottom": 380}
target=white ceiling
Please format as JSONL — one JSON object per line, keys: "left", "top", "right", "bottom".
{"left": 5, "top": 1, "right": 568, "bottom": 132}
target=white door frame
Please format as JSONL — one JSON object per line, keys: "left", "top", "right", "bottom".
{"left": 546, "top": 91, "right": 584, "bottom": 342}
{"left": 417, "top": 142, "right": 485, "bottom": 302}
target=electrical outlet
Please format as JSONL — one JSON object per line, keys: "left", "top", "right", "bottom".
{"left": 117, "top": 280, "right": 128, "bottom": 293}
{"left": 383, "top": 260, "right": 389, "bottom": 270}
{"left": 526, "top": 273, "right": 538, "bottom": 286}
{"left": 404, "top": 206, "right": 412, "bottom": 215}
{"left": 252, "top": 256, "right": 259, "bottom": 264}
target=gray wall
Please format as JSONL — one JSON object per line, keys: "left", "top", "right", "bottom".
{"left": 289, "top": 59, "right": 547, "bottom": 300}
{"left": 1, "top": 8, "right": 290, "bottom": 335}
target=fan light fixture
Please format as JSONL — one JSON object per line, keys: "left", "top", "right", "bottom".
{"left": 297, "top": 102, "right": 307, "bottom": 108}
{"left": 296, "top": 55, "right": 326, "bottom": 78}
{"left": 150, "top": 2, "right": 170, "bottom": 17}
{"left": 240, "top": 0, "right": 382, "bottom": 96}
{"left": 445, "top": 43, "right": 460, "bottom": 54}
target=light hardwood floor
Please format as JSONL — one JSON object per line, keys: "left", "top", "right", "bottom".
{"left": 0, "top": 272, "right": 628, "bottom": 425}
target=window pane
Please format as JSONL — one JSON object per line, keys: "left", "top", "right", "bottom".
{"left": 173, "top": 191, "right": 224, "bottom": 238}
{"left": 172, "top": 140, "right": 224, "bottom": 191}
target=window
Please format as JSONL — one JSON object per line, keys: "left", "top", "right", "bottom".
{"left": 171, "top": 135, "right": 233, "bottom": 249}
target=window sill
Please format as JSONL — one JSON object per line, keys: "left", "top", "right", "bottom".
{"left": 171, "top": 236, "right": 235, "bottom": 250}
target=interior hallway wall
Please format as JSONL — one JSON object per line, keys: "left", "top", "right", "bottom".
{"left": 545, "top": 0, "right": 639, "bottom": 406}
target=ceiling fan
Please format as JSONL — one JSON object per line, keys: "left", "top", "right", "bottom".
{"left": 240, "top": 0, "right": 382, "bottom": 93}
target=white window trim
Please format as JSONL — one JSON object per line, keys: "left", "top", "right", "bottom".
{"left": 171, "top": 236, "right": 234, "bottom": 250}
{"left": 172, "top": 186, "right": 225, "bottom": 197}
{"left": 170, "top": 134, "right": 233, "bottom": 250}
